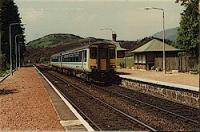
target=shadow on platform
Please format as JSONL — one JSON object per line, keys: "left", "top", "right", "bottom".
{"left": 0, "top": 89, "right": 18, "bottom": 96}
{"left": 116, "top": 72, "right": 131, "bottom": 75}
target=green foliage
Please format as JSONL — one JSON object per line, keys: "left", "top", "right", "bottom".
{"left": 0, "top": 53, "right": 7, "bottom": 69}
{"left": 0, "top": 0, "right": 26, "bottom": 69}
{"left": 0, "top": 53, "right": 8, "bottom": 76}
{"left": 175, "top": 0, "right": 199, "bottom": 56}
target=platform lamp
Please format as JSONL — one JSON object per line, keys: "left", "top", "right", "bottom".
{"left": 145, "top": 7, "right": 166, "bottom": 74}
{"left": 15, "top": 34, "right": 23, "bottom": 70}
{"left": 9, "top": 23, "right": 25, "bottom": 75}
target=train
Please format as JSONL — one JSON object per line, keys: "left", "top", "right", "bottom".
{"left": 50, "top": 41, "right": 117, "bottom": 83}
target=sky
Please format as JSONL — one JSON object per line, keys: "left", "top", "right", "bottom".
{"left": 15, "top": 0, "right": 184, "bottom": 42}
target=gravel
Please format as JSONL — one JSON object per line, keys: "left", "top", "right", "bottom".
{"left": 0, "top": 67, "right": 64, "bottom": 131}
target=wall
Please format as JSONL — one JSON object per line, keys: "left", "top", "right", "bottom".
{"left": 120, "top": 79, "right": 199, "bottom": 108}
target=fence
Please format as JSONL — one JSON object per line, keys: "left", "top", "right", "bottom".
{"left": 155, "top": 55, "right": 198, "bottom": 72}
{"left": 179, "top": 55, "right": 198, "bottom": 72}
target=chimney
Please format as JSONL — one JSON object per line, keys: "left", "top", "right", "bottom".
{"left": 112, "top": 33, "right": 117, "bottom": 42}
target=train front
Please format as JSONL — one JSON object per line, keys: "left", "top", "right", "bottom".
{"left": 89, "top": 42, "right": 117, "bottom": 83}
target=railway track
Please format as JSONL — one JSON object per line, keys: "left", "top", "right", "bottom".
{"left": 101, "top": 85, "right": 200, "bottom": 124}
{"left": 38, "top": 66, "right": 156, "bottom": 131}
{"left": 37, "top": 65, "right": 199, "bottom": 131}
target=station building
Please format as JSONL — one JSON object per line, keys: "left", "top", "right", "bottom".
{"left": 131, "top": 39, "right": 181, "bottom": 71}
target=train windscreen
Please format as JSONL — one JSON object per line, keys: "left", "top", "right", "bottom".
{"left": 109, "top": 49, "right": 115, "bottom": 59}
{"left": 90, "top": 47, "right": 97, "bottom": 59}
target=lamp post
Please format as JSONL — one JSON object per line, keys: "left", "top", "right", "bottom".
{"left": 9, "top": 23, "right": 25, "bottom": 75}
{"left": 15, "top": 34, "right": 23, "bottom": 70}
{"left": 18, "top": 41, "right": 23, "bottom": 68}
{"left": 145, "top": 7, "right": 166, "bottom": 74}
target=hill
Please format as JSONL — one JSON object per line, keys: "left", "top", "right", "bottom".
{"left": 27, "top": 33, "right": 83, "bottom": 48}
{"left": 24, "top": 37, "right": 103, "bottom": 63}
{"left": 153, "top": 27, "right": 178, "bottom": 42}
{"left": 25, "top": 33, "right": 174, "bottom": 64}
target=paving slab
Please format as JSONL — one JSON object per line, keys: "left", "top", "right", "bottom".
{"left": 117, "top": 68, "right": 199, "bottom": 87}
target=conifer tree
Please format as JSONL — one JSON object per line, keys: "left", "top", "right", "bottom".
{"left": 0, "top": 0, "right": 25, "bottom": 69}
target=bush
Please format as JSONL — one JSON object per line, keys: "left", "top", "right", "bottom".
{"left": 0, "top": 54, "right": 7, "bottom": 70}
{"left": 190, "top": 64, "right": 200, "bottom": 74}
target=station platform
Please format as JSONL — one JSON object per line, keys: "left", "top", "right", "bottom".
{"left": 0, "top": 67, "right": 89, "bottom": 131}
{"left": 117, "top": 69, "right": 199, "bottom": 92}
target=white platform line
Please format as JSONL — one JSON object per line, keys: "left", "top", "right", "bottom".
{"left": 60, "top": 120, "right": 82, "bottom": 127}
{"left": 34, "top": 66, "right": 94, "bottom": 131}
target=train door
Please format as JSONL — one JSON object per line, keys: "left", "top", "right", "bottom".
{"left": 99, "top": 47, "right": 108, "bottom": 71}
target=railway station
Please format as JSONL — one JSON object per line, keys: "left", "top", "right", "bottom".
{"left": 0, "top": 0, "right": 199, "bottom": 131}
{"left": 0, "top": 65, "right": 199, "bottom": 131}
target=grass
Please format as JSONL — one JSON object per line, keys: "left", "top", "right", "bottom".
{"left": 0, "top": 69, "right": 9, "bottom": 77}
{"left": 0, "top": 70, "right": 5, "bottom": 77}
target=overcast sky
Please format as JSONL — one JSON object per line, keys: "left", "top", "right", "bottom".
{"left": 15, "top": 0, "right": 184, "bottom": 42}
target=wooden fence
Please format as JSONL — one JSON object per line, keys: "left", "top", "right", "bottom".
{"left": 155, "top": 55, "right": 198, "bottom": 72}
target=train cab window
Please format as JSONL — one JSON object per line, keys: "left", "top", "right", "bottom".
{"left": 90, "top": 47, "right": 97, "bottom": 59}
{"left": 109, "top": 49, "right": 115, "bottom": 59}
{"left": 82, "top": 50, "right": 87, "bottom": 62}
{"left": 100, "top": 48, "right": 108, "bottom": 59}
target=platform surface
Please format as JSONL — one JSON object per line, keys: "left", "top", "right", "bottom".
{"left": 0, "top": 67, "right": 86, "bottom": 131}
{"left": 117, "top": 68, "right": 199, "bottom": 92}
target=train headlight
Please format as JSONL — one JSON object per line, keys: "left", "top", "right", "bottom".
{"left": 110, "top": 65, "right": 116, "bottom": 68}
{"left": 90, "top": 66, "right": 97, "bottom": 69}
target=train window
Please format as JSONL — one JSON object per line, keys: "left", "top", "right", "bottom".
{"left": 90, "top": 47, "right": 97, "bottom": 59}
{"left": 109, "top": 49, "right": 115, "bottom": 59}
{"left": 84, "top": 50, "right": 87, "bottom": 62}
{"left": 82, "top": 50, "right": 87, "bottom": 62}
{"left": 57, "top": 56, "right": 60, "bottom": 62}
{"left": 100, "top": 48, "right": 108, "bottom": 59}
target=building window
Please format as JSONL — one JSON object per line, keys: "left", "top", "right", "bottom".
{"left": 134, "top": 55, "right": 138, "bottom": 63}
{"left": 135, "top": 54, "right": 146, "bottom": 64}
{"left": 142, "top": 55, "right": 146, "bottom": 63}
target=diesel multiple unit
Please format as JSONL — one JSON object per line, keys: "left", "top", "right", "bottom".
{"left": 50, "top": 41, "right": 117, "bottom": 82}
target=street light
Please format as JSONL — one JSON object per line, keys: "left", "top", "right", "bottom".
{"left": 15, "top": 34, "right": 23, "bottom": 70}
{"left": 9, "top": 23, "right": 25, "bottom": 75}
{"left": 145, "top": 7, "right": 166, "bottom": 74}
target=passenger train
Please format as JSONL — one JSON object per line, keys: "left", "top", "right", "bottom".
{"left": 50, "top": 41, "right": 117, "bottom": 83}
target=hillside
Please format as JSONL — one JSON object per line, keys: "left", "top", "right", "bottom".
{"left": 24, "top": 37, "right": 102, "bottom": 63}
{"left": 153, "top": 27, "right": 178, "bottom": 42}
{"left": 25, "top": 33, "right": 173, "bottom": 64}
{"left": 27, "top": 33, "right": 83, "bottom": 48}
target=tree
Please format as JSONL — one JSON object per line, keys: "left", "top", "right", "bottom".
{"left": 175, "top": 0, "right": 199, "bottom": 56}
{"left": 0, "top": 0, "right": 26, "bottom": 69}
